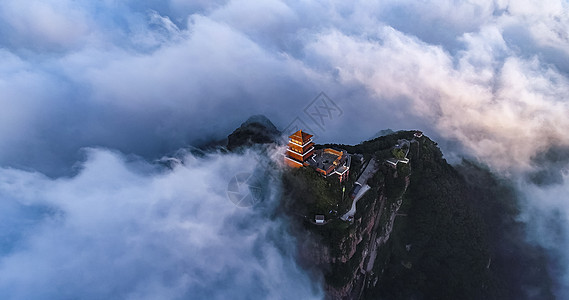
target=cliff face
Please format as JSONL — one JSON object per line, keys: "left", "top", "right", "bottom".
{"left": 277, "top": 128, "right": 553, "bottom": 300}
{"left": 222, "top": 117, "right": 552, "bottom": 299}
{"left": 298, "top": 169, "right": 409, "bottom": 300}
{"left": 281, "top": 131, "right": 417, "bottom": 299}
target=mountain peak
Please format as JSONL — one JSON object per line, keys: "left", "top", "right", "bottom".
{"left": 226, "top": 115, "right": 281, "bottom": 150}
{"left": 241, "top": 114, "right": 279, "bottom": 132}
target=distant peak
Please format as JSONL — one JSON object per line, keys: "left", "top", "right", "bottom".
{"left": 242, "top": 115, "right": 278, "bottom": 132}
{"left": 226, "top": 115, "right": 280, "bottom": 151}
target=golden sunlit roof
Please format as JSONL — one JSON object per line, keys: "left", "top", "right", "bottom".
{"left": 288, "top": 130, "right": 313, "bottom": 142}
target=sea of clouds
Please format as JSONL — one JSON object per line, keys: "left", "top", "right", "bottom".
{"left": 0, "top": 149, "right": 322, "bottom": 299}
{"left": 1, "top": 0, "right": 569, "bottom": 298}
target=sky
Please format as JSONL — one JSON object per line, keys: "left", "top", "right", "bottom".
{"left": 1, "top": 0, "right": 569, "bottom": 299}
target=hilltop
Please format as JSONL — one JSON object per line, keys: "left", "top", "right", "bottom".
{"left": 225, "top": 117, "right": 554, "bottom": 300}
{"left": 290, "top": 131, "right": 553, "bottom": 299}
{"left": 226, "top": 115, "right": 281, "bottom": 151}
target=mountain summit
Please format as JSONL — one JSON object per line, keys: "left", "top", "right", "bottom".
{"left": 226, "top": 115, "right": 281, "bottom": 150}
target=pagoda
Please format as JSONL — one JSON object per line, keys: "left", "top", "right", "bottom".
{"left": 284, "top": 130, "right": 315, "bottom": 168}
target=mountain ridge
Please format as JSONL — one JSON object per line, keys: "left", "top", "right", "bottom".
{"left": 226, "top": 116, "right": 554, "bottom": 300}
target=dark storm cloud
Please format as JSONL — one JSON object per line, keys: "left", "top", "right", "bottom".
{"left": 1, "top": 0, "right": 569, "bottom": 298}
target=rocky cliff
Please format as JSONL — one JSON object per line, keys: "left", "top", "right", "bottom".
{"left": 223, "top": 117, "right": 553, "bottom": 299}
{"left": 296, "top": 155, "right": 411, "bottom": 299}
{"left": 281, "top": 130, "right": 419, "bottom": 299}
{"left": 282, "top": 130, "right": 553, "bottom": 300}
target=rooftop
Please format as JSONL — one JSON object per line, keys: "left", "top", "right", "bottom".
{"left": 309, "top": 149, "right": 342, "bottom": 173}
{"left": 335, "top": 165, "right": 349, "bottom": 175}
{"left": 289, "top": 130, "right": 313, "bottom": 142}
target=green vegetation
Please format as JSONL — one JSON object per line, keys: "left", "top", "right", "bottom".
{"left": 326, "top": 233, "right": 366, "bottom": 287}
{"left": 392, "top": 148, "right": 406, "bottom": 159}
{"left": 320, "top": 130, "right": 415, "bottom": 156}
{"left": 280, "top": 129, "right": 553, "bottom": 299}
{"left": 369, "top": 144, "right": 492, "bottom": 299}
{"left": 364, "top": 138, "right": 554, "bottom": 300}
{"left": 280, "top": 147, "right": 362, "bottom": 220}
{"left": 283, "top": 132, "right": 416, "bottom": 289}
{"left": 456, "top": 161, "right": 554, "bottom": 299}
{"left": 345, "top": 156, "right": 362, "bottom": 190}
{"left": 281, "top": 166, "right": 343, "bottom": 219}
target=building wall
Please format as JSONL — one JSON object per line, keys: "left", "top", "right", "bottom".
{"left": 284, "top": 157, "right": 303, "bottom": 168}
{"left": 288, "top": 141, "right": 314, "bottom": 153}
{"left": 324, "top": 148, "right": 343, "bottom": 157}
{"left": 290, "top": 136, "right": 310, "bottom": 145}
{"left": 287, "top": 148, "right": 314, "bottom": 162}
{"left": 339, "top": 170, "right": 349, "bottom": 182}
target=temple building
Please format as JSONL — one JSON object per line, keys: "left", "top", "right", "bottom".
{"left": 284, "top": 130, "right": 315, "bottom": 168}
{"left": 309, "top": 148, "right": 351, "bottom": 182}
{"left": 284, "top": 130, "right": 350, "bottom": 182}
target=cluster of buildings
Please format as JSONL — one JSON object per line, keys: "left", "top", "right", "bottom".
{"left": 385, "top": 131, "right": 423, "bottom": 167}
{"left": 283, "top": 129, "right": 423, "bottom": 224}
{"left": 284, "top": 130, "right": 350, "bottom": 182}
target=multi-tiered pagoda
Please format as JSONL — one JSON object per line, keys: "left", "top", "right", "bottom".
{"left": 284, "top": 130, "right": 315, "bottom": 168}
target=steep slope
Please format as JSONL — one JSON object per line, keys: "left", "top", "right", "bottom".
{"left": 280, "top": 131, "right": 553, "bottom": 300}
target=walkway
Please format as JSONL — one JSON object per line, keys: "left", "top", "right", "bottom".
{"left": 341, "top": 184, "right": 370, "bottom": 221}
{"left": 341, "top": 158, "right": 378, "bottom": 221}
{"left": 355, "top": 158, "right": 377, "bottom": 186}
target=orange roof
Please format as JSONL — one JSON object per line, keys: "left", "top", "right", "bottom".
{"left": 289, "top": 130, "right": 313, "bottom": 142}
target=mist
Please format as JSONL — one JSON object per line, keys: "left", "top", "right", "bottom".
{"left": 0, "top": 148, "right": 322, "bottom": 299}
{"left": 1, "top": 0, "right": 569, "bottom": 298}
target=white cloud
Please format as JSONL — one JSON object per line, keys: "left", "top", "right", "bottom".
{"left": 1, "top": 0, "right": 569, "bottom": 297}
{"left": 305, "top": 23, "right": 569, "bottom": 172}
{"left": 0, "top": 149, "right": 321, "bottom": 299}
{"left": 0, "top": 0, "right": 91, "bottom": 50}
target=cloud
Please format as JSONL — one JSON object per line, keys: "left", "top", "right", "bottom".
{"left": 1, "top": 0, "right": 569, "bottom": 297}
{"left": 518, "top": 173, "right": 569, "bottom": 296}
{"left": 1, "top": 0, "right": 567, "bottom": 174}
{"left": 0, "top": 148, "right": 321, "bottom": 299}
{"left": 0, "top": 0, "right": 91, "bottom": 50}
{"left": 305, "top": 23, "right": 569, "bottom": 173}
{"left": 0, "top": 1, "right": 323, "bottom": 176}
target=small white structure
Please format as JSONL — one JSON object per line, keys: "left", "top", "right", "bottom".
{"left": 414, "top": 131, "right": 423, "bottom": 138}
{"left": 315, "top": 215, "right": 325, "bottom": 224}
{"left": 386, "top": 158, "right": 398, "bottom": 167}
